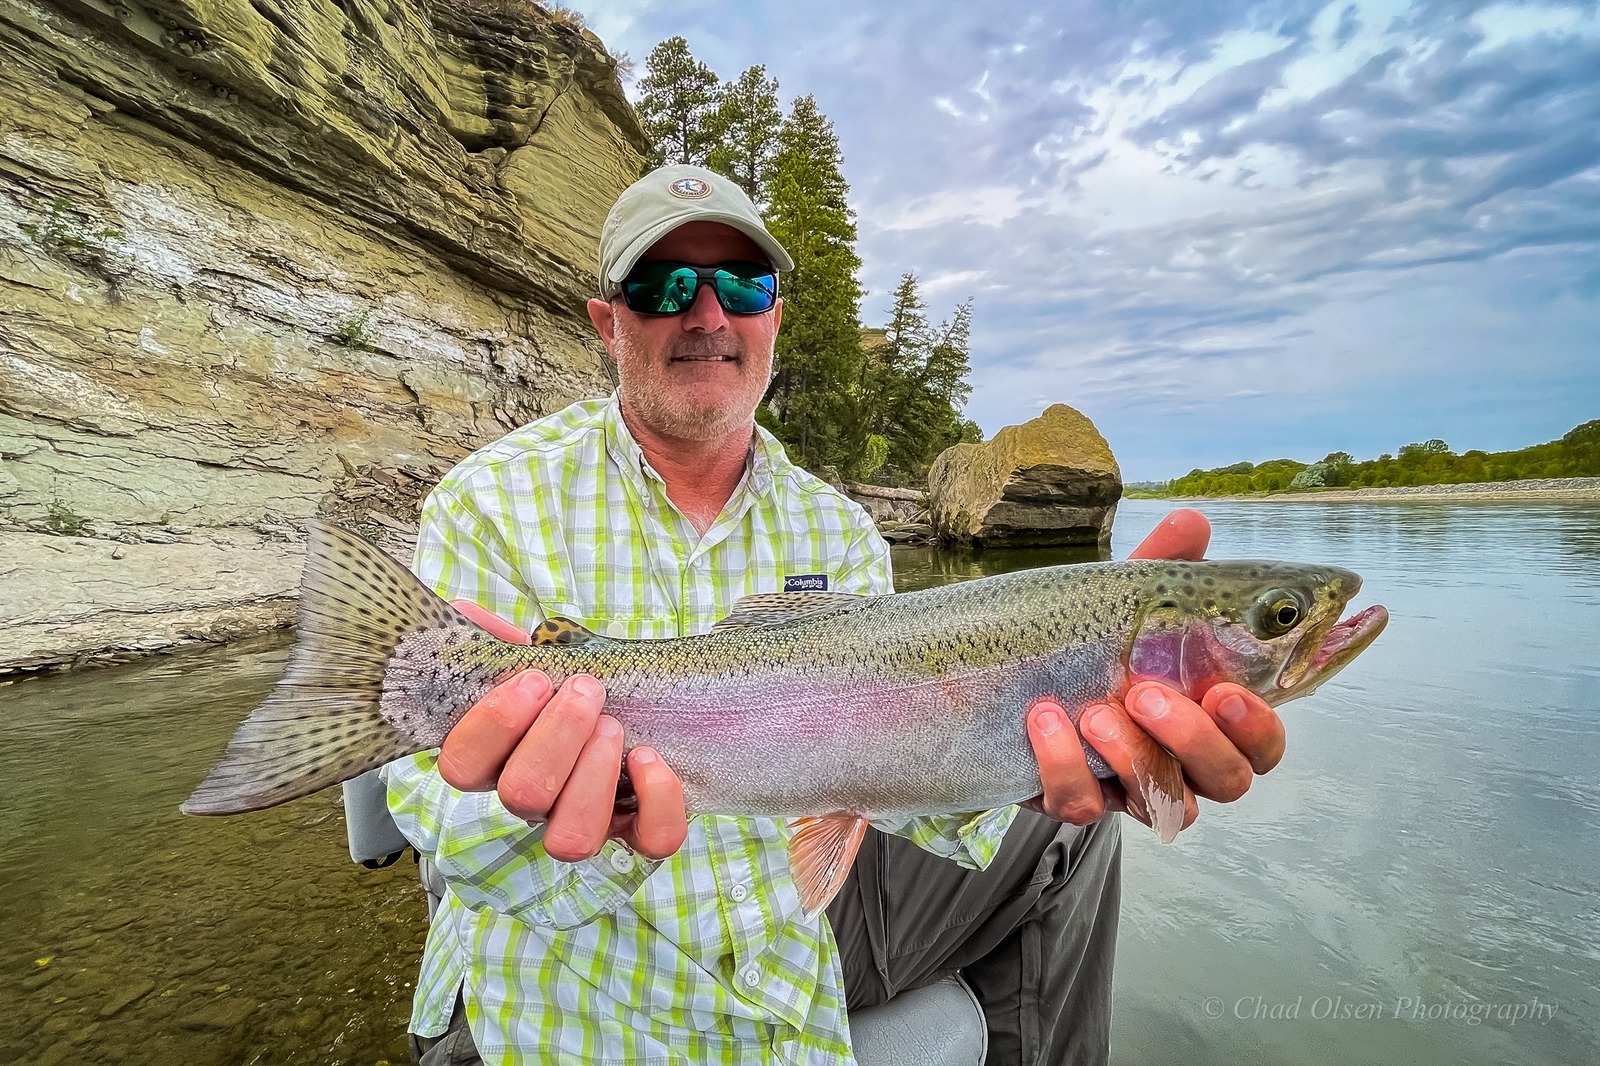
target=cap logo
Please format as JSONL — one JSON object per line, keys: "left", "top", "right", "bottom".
{"left": 668, "top": 176, "right": 712, "bottom": 199}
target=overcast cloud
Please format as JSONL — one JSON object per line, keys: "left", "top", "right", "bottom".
{"left": 575, "top": 1, "right": 1600, "bottom": 479}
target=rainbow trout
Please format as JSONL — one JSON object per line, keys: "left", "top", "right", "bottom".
{"left": 184, "top": 521, "right": 1386, "bottom": 911}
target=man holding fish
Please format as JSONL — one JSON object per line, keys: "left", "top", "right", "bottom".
{"left": 372, "top": 166, "right": 1291, "bottom": 1066}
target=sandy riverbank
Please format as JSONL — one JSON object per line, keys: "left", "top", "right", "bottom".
{"left": 1169, "top": 476, "right": 1600, "bottom": 504}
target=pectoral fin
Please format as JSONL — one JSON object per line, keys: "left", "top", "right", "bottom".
{"left": 788, "top": 812, "right": 869, "bottom": 915}
{"left": 1126, "top": 747, "right": 1186, "bottom": 845}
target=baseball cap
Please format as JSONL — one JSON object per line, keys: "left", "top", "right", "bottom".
{"left": 597, "top": 165, "right": 795, "bottom": 298}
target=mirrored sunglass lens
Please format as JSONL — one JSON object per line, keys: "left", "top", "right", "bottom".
{"left": 624, "top": 264, "right": 701, "bottom": 313}
{"left": 714, "top": 268, "right": 776, "bottom": 313}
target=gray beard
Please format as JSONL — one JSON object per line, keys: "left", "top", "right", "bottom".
{"left": 614, "top": 330, "right": 764, "bottom": 442}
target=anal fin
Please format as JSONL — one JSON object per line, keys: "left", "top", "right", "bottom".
{"left": 788, "top": 812, "right": 869, "bottom": 915}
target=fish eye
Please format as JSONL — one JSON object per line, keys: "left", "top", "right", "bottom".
{"left": 1251, "top": 589, "right": 1306, "bottom": 638}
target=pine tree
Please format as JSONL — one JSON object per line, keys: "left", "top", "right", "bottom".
{"left": 636, "top": 37, "right": 721, "bottom": 167}
{"left": 857, "top": 275, "right": 980, "bottom": 480}
{"left": 761, "top": 95, "right": 864, "bottom": 471}
{"left": 707, "top": 66, "right": 784, "bottom": 204}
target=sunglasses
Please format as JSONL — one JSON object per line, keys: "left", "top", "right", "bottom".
{"left": 619, "top": 260, "right": 779, "bottom": 316}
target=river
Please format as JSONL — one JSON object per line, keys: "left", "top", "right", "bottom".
{"left": 1, "top": 498, "right": 1596, "bottom": 1064}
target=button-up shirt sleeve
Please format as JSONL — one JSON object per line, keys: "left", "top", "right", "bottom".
{"left": 830, "top": 511, "right": 1022, "bottom": 870}
{"left": 382, "top": 480, "right": 660, "bottom": 930}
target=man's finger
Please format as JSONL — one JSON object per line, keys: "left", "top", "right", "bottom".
{"left": 449, "top": 599, "right": 532, "bottom": 645}
{"left": 1123, "top": 682, "right": 1256, "bottom": 803}
{"left": 1129, "top": 508, "right": 1210, "bottom": 561}
{"left": 1080, "top": 701, "right": 1200, "bottom": 833}
{"left": 437, "top": 670, "right": 553, "bottom": 792}
{"left": 1025, "top": 702, "right": 1107, "bottom": 825}
{"left": 1201, "top": 683, "right": 1287, "bottom": 776}
{"left": 623, "top": 747, "right": 689, "bottom": 859}
{"left": 542, "top": 716, "right": 625, "bottom": 863}
{"left": 496, "top": 674, "right": 606, "bottom": 821}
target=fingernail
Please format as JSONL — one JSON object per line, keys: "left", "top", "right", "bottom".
{"left": 1035, "top": 708, "right": 1063, "bottom": 736}
{"left": 1084, "top": 706, "right": 1118, "bottom": 742}
{"left": 1219, "top": 693, "right": 1249, "bottom": 724}
{"left": 570, "top": 674, "right": 603, "bottom": 699}
{"left": 1134, "top": 687, "right": 1169, "bottom": 718}
{"left": 631, "top": 747, "right": 657, "bottom": 765}
{"left": 518, "top": 671, "right": 551, "bottom": 698}
{"left": 596, "top": 717, "right": 620, "bottom": 739}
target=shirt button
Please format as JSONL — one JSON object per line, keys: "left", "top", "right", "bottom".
{"left": 609, "top": 848, "right": 636, "bottom": 874}
{"left": 729, "top": 883, "right": 749, "bottom": 902}
{"left": 742, "top": 967, "right": 760, "bottom": 988}
{"left": 605, "top": 621, "right": 627, "bottom": 638}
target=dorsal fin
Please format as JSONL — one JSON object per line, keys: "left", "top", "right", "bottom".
{"left": 529, "top": 615, "right": 601, "bottom": 646}
{"left": 711, "top": 591, "right": 866, "bottom": 631}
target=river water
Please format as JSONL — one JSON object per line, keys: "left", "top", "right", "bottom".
{"left": 1, "top": 498, "right": 1596, "bottom": 1064}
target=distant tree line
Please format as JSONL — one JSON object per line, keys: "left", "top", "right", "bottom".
{"left": 1160, "top": 420, "right": 1600, "bottom": 496}
{"left": 634, "top": 37, "right": 980, "bottom": 483}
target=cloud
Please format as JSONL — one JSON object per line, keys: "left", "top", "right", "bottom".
{"left": 575, "top": 0, "right": 1600, "bottom": 477}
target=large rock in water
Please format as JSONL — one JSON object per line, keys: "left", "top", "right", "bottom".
{"left": 928, "top": 405, "right": 1121, "bottom": 547}
{"left": 0, "top": 0, "right": 646, "bottom": 672}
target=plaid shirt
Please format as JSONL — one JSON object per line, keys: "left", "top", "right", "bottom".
{"left": 383, "top": 395, "right": 1017, "bottom": 1065}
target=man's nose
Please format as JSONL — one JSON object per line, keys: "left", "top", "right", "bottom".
{"left": 678, "top": 281, "right": 729, "bottom": 331}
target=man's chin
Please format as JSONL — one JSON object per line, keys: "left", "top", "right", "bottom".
{"left": 661, "top": 409, "right": 754, "bottom": 442}
{"left": 624, "top": 390, "right": 756, "bottom": 443}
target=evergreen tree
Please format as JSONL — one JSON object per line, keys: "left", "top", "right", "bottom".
{"left": 707, "top": 66, "right": 783, "bottom": 204}
{"left": 856, "top": 275, "right": 980, "bottom": 480}
{"left": 636, "top": 37, "right": 720, "bottom": 167}
{"left": 761, "top": 95, "right": 865, "bottom": 471}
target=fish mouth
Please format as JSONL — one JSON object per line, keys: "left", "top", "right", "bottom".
{"left": 1276, "top": 603, "right": 1388, "bottom": 700}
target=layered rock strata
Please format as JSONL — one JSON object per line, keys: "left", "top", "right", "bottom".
{"left": 0, "top": 0, "right": 647, "bottom": 673}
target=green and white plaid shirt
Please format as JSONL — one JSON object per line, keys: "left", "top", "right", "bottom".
{"left": 383, "top": 395, "right": 1017, "bottom": 1065}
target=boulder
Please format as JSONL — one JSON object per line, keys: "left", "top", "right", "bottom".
{"left": 928, "top": 405, "right": 1121, "bottom": 547}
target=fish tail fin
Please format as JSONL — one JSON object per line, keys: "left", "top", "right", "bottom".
{"left": 181, "top": 520, "right": 463, "bottom": 816}
{"left": 1126, "top": 747, "right": 1187, "bottom": 844}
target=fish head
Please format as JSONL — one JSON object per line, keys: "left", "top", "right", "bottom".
{"left": 1125, "top": 561, "right": 1388, "bottom": 707}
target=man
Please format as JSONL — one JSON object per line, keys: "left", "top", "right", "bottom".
{"left": 382, "top": 165, "right": 1284, "bottom": 1065}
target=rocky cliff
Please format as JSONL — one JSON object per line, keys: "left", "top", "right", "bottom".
{"left": 0, "top": 0, "right": 648, "bottom": 673}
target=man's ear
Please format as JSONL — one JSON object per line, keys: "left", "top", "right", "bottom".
{"left": 588, "top": 297, "right": 618, "bottom": 349}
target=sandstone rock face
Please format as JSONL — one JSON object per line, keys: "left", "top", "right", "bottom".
{"left": 0, "top": 0, "right": 647, "bottom": 672}
{"left": 928, "top": 404, "right": 1122, "bottom": 548}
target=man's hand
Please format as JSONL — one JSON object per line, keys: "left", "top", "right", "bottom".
{"left": 436, "top": 601, "right": 690, "bottom": 864}
{"left": 1024, "top": 509, "right": 1287, "bottom": 835}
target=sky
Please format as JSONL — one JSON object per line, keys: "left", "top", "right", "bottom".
{"left": 572, "top": 1, "right": 1600, "bottom": 481}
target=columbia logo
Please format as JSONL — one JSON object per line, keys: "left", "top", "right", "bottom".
{"left": 784, "top": 574, "right": 828, "bottom": 592}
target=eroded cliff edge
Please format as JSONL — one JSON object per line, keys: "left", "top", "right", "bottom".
{"left": 0, "top": 0, "right": 648, "bottom": 673}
